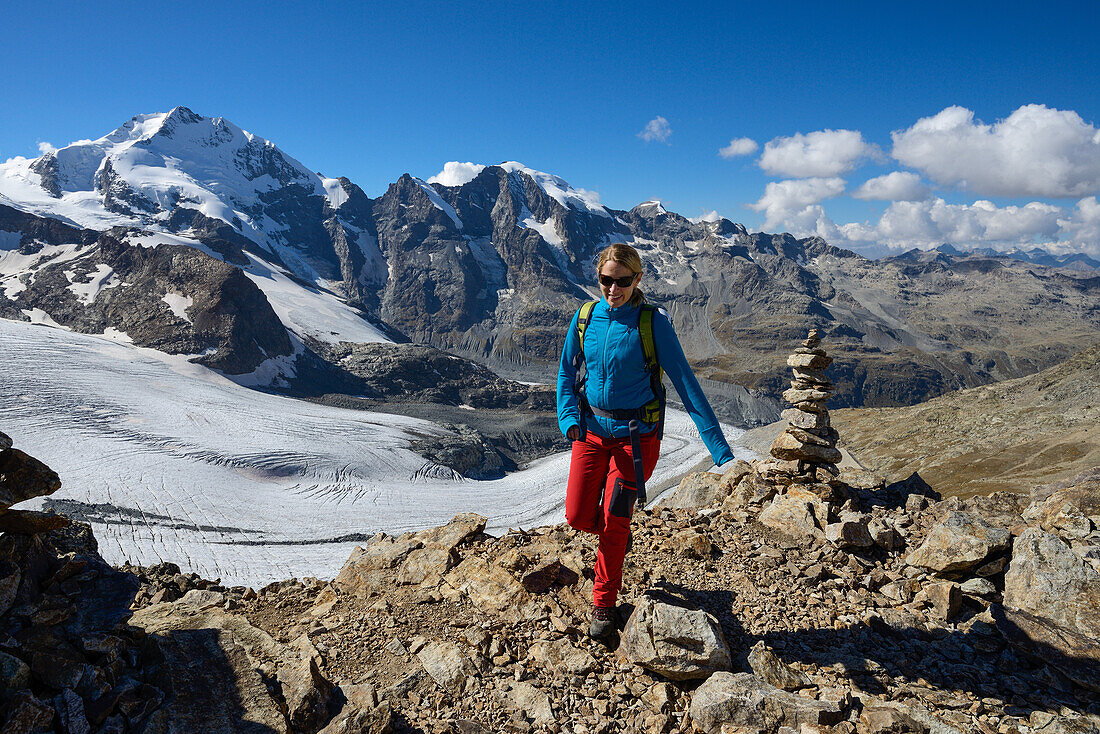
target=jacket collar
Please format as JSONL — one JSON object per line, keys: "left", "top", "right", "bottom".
{"left": 598, "top": 297, "right": 640, "bottom": 321}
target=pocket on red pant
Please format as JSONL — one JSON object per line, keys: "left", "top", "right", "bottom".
{"left": 609, "top": 477, "right": 637, "bottom": 518}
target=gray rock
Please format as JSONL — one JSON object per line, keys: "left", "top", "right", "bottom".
{"left": 1004, "top": 527, "right": 1100, "bottom": 639}
{"left": 406, "top": 512, "right": 487, "bottom": 552}
{"left": 960, "top": 578, "right": 997, "bottom": 599}
{"left": 770, "top": 430, "right": 842, "bottom": 464}
{"left": 758, "top": 487, "right": 828, "bottom": 540}
{"left": 498, "top": 680, "right": 554, "bottom": 725}
{"left": 782, "top": 408, "right": 830, "bottom": 431}
{"left": 396, "top": 547, "right": 456, "bottom": 585}
{"left": 905, "top": 511, "right": 1011, "bottom": 574}
{"left": 868, "top": 518, "right": 903, "bottom": 551}
{"left": 0, "top": 650, "right": 30, "bottom": 690}
{"left": 416, "top": 640, "right": 478, "bottom": 694}
{"left": 527, "top": 638, "right": 598, "bottom": 676}
{"left": 1027, "top": 479, "right": 1100, "bottom": 540}
{"left": 992, "top": 604, "right": 1100, "bottom": 693}
{"left": 665, "top": 471, "right": 727, "bottom": 509}
{"left": 825, "top": 514, "right": 873, "bottom": 548}
{"left": 334, "top": 534, "right": 420, "bottom": 598}
{"left": 923, "top": 581, "right": 962, "bottom": 621}
{"left": 620, "top": 595, "right": 731, "bottom": 680}
{"left": 0, "top": 448, "right": 62, "bottom": 511}
{"left": 318, "top": 701, "right": 396, "bottom": 734}
{"left": 277, "top": 654, "right": 336, "bottom": 733}
{"left": 858, "top": 704, "right": 929, "bottom": 733}
{"left": 1, "top": 692, "right": 55, "bottom": 733}
{"left": 689, "top": 672, "right": 847, "bottom": 733}
{"left": 440, "top": 555, "right": 542, "bottom": 620}
{"left": 746, "top": 642, "right": 811, "bottom": 691}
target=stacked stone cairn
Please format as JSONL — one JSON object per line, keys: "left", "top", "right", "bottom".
{"left": 767, "top": 329, "right": 845, "bottom": 501}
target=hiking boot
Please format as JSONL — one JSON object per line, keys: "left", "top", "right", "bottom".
{"left": 589, "top": 605, "right": 617, "bottom": 638}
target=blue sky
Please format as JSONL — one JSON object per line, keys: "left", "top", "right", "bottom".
{"left": 2, "top": 1, "right": 1098, "bottom": 256}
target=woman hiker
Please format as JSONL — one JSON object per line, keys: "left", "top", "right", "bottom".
{"left": 557, "top": 242, "right": 735, "bottom": 638}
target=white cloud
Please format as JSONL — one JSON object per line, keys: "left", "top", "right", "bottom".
{"left": 1057, "top": 197, "right": 1100, "bottom": 256}
{"left": 689, "top": 210, "right": 721, "bottom": 223}
{"left": 852, "top": 171, "right": 931, "bottom": 202}
{"left": 638, "top": 116, "right": 672, "bottom": 143}
{"left": 891, "top": 104, "right": 1100, "bottom": 198}
{"left": 427, "top": 161, "right": 486, "bottom": 187}
{"left": 750, "top": 177, "right": 846, "bottom": 233}
{"left": 719, "top": 137, "right": 758, "bottom": 158}
{"left": 834, "top": 197, "right": 1065, "bottom": 252}
{"left": 37, "top": 142, "right": 57, "bottom": 155}
{"left": 758, "top": 129, "right": 880, "bottom": 178}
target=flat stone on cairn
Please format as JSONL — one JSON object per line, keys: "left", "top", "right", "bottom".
{"left": 769, "top": 329, "right": 843, "bottom": 475}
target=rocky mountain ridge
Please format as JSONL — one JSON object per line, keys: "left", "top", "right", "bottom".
{"left": 2, "top": 108, "right": 1098, "bottom": 420}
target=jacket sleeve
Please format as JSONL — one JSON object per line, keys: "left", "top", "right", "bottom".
{"left": 652, "top": 309, "right": 735, "bottom": 466}
{"left": 556, "top": 308, "right": 583, "bottom": 437}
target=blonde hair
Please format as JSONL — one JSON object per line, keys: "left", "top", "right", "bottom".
{"left": 596, "top": 243, "right": 645, "bottom": 307}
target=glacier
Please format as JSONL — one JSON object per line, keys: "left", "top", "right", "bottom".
{"left": 1, "top": 318, "right": 752, "bottom": 588}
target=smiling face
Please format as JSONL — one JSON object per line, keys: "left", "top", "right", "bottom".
{"left": 599, "top": 259, "right": 640, "bottom": 309}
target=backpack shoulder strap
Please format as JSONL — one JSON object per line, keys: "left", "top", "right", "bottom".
{"left": 638, "top": 304, "right": 658, "bottom": 371}
{"left": 575, "top": 300, "right": 598, "bottom": 346}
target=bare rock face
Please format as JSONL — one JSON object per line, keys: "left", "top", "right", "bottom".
{"left": 905, "top": 511, "right": 1012, "bottom": 574}
{"left": 746, "top": 642, "right": 811, "bottom": 691}
{"left": 1003, "top": 527, "right": 1100, "bottom": 639}
{"left": 0, "top": 446, "right": 62, "bottom": 512}
{"left": 620, "top": 595, "right": 731, "bottom": 681}
{"left": 416, "top": 640, "right": 478, "bottom": 695}
{"left": 689, "top": 672, "right": 848, "bottom": 733}
{"left": 757, "top": 486, "right": 829, "bottom": 540}
{"left": 4, "top": 230, "right": 293, "bottom": 375}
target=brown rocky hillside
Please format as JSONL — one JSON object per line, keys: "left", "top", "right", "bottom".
{"left": 831, "top": 342, "right": 1100, "bottom": 498}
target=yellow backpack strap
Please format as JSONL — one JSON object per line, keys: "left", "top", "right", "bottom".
{"left": 638, "top": 305, "right": 658, "bottom": 373}
{"left": 576, "top": 300, "right": 598, "bottom": 346}
{"left": 638, "top": 305, "right": 665, "bottom": 428}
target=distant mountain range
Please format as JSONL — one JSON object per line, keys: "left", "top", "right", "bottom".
{"left": 897, "top": 243, "right": 1100, "bottom": 271}
{"left": 2, "top": 107, "right": 1098, "bottom": 423}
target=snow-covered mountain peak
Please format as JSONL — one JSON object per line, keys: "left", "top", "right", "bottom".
{"left": 634, "top": 200, "right": 668, "bottom": 215}
{"left": 0, "top": 108, "right": 326, "bottom": 236}
{"left": 497, "top": 161, "right": 611, "bottom": 218}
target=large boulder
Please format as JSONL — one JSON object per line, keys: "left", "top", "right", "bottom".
{"left": 620, "top": 595, "right": 731, "bottom": 681}
{"left": 416, "top": 641, "right": 478, "bottom": 695}
{"left": 334, "top": 534, "right": 420, "bottom": 598}
{"left": 905, "top": 511, "right": 1011, "bottom": 574}
{"left": 1003, "top": 528, "right": 1100, "bottom": 639}
{"left": 440, "top": 555, "right": 543, "bottom": 620}
{"left": 992, "top": 605, "right": 1100, "bottom": 693}
{"left": 130, "top": 598, "right": 335, "bottom": 733}
{"left": 664, "top": 461, "right": 753, "bottom": 509}
{"left": 0, "top": 447, "right": 62, "bottom": 510}
{"left": 1025, "top": 478, "right": 1100, "bottom": 540}
{"left": 689, "top": 672, "right": 848, "bottom": 733}
{"left": 757, "top": 486, "right": 828, "bottom": 540}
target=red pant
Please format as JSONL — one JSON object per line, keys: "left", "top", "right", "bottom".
{"left": 564, "top": 430, "right": 661, "bottom": 608}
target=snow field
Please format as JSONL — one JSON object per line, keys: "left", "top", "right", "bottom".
{"left": 1, "top": 319, "right": 749, "bottom": 588}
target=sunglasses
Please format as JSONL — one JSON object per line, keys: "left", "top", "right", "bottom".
{"left": 599, "top": 273, "right": 638, "bottom": 288}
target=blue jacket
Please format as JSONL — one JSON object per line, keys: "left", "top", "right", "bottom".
{"left": 557, "top": 298, "right": 735, "bottom": 467}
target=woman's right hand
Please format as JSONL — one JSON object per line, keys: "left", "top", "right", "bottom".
{"left": 567, "top": 426, "right": 580, "bottom": 441}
